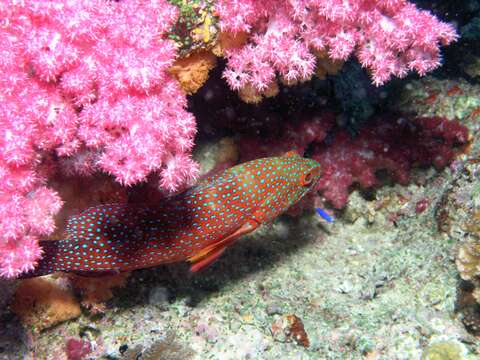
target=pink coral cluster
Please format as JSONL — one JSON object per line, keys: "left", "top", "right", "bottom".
{"left": 0, "top": 0, "right": 198, "bottom": 278}
{"left": 237, "top": 113, "right": 469, "bottom": 209}
{"left": 312, "top": 116, "right": 469, "bottom": 208}
{"left": 65, "top": 338, "right": 92, "bottom": 360}
{"left": 216, "top": 0, "right": 457, "bottom": 90}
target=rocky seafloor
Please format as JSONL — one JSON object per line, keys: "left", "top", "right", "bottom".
{"left": 0, "top": 76, "right": 480, "bottom": 360}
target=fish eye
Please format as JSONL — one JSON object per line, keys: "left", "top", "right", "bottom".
{"left": 301, "top": 171, "right": 314, "bottom": 186}
{"left": 300, "top": 166, "right": 321, "bottom": 187}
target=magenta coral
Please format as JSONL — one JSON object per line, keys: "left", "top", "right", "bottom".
{"left": 312, "top": 116, "right": 469, "bottom": 208}
{"left": 65, "top": 338, "right": 92, "bottom": 360}
{"left": 216, "top": 0, "right": 457, "bottom": 90}
{"left": 0, "top": 0, "right": 198, "bottom": 278}
{"left": 237, "top": 113, "right": 469, "bottom": 209}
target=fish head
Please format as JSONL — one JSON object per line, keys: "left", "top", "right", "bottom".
{"left": 281, "top": 155, "right": 322, "bottom": 203}
{"left": 241, "top": 154, "right": 322, "bottom": 221}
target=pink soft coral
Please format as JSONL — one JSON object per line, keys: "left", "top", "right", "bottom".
{"left": 0, "top": 0, "right": 198, "bottom": 278}
{"left": 216, "top": 0, "right": 457, "bottom": 92}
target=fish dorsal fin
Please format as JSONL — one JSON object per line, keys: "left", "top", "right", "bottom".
{"left": 193, "top": 172, "right": 238, "bottom": 189}
{"left": 66, "top": 213, "right": 81, "bottom": 234}
{"left": 283, "top": 150, "right": 300, "bottom": 157}
{"left": 180, "top": 172, "right": 239, "bottom": 206}
{"left": 188, "top": 219, "right": 259, "bottom": 272}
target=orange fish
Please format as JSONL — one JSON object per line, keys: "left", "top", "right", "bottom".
{"left": 21, "top": 153, "right": 321, "bottom": 277}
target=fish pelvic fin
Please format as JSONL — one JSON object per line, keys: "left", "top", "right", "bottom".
{"left": 188, "top": 219, "right": 259, "bottom": 272}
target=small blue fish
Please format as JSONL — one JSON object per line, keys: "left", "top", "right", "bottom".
{"left": 316, "top": 208, "right": 334, "bottom": 223}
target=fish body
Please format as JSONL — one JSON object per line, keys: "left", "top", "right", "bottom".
{"left": 22, "top": 154, "right": 321, "bottom": 277}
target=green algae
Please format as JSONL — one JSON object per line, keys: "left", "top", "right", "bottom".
{"left": 421, "top": 341, "right": 465, "bottom": 360}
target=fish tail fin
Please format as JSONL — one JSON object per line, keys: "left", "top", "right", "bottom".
{"left": 17, "top": 240, "right": 62, "bottom": 279}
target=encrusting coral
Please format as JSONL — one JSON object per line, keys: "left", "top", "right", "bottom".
{"left": 167, "top": 0, "right": 219, "bottom": 55}
{"left": 170, "top": 50, "right": 217, "bottom": 95}
{"left": 10, "top": 271, "right": 129, "bottom": 331}
{"left": 68, "top": 272, "right": 130, "bottom": 313}
{"left": 456, "top": 211, "right": 480, "bottom": 304}
{"left": 65, "top": 337, "right": 92, "bottom": 360}
{"left": 10, "top": 276, "right": 81, "bottom": 332}
{"left": 421, "top": 341, "right": 466, "bottom": 360}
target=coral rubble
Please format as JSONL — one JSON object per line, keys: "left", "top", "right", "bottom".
{"left": 457, "top": 211, "right": 480, "bottom": 304}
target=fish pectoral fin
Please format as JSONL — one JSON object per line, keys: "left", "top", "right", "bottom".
{"left": 188, "top": 219, "right": 259, "bottom": 272}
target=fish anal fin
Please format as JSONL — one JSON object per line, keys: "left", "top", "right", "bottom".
{"left": 188, "top": 219, "right": 259, "bottom": 272}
